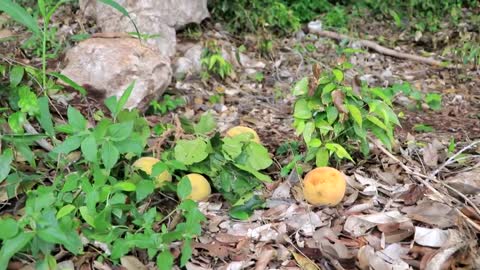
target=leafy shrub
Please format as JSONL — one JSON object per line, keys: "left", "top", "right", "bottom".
{"left": 292, "top": 63, "right": 401, "bottom": 166}
{"left": 200, "top": 40, "right": 233, "bottom": 80}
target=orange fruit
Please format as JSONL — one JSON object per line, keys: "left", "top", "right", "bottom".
{"left": 225, "top": 126, "right": 261, "bottom": 143}
{"left": 302, "top": 167, "right": 346, "bottom": 206}
{"left": 133, "top": 157, "right": 172, "bottom": 188}
{"left": 185, "top": 173, "right": 211, "bottom": 202}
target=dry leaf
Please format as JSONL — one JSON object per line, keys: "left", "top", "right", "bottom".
{"left": 291, "top": 251, "right": 320, "bottom": 270}
{"left": 254, "top": 246, "right": 276, "bottom": 270}
{"left": 120, "top": 256, "right": 147, "bottom": 270}
{"left": 331, "top": 90, "right": 348, "bottom": 114}
{"left": 414, "top": 227, "right": 450, "bottom": 248}
{"left": 402, "top": 200, "right": 457, "bottom": 228}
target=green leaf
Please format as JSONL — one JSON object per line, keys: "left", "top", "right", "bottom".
{"left": 0, "top": 231, "right": 34, "bottom": 269}
{"left": 53, "top": 135, "right": 83, "bottom": 154}
{"left": 101, "top": 141, "right": 119, "bottom": 170}
{"left": 37, "top": 226, "right": 83, "bottom": 254}
{"left": 292, "top": 77, "right": 309, "bottom": 96}
{"left": 326, "top": 106, "right": 338, "bottom": 124}
{"left": 244, "top": 143, "right": 273, "bottom": 171}
{"left": 194, "top": 112, "right": 216, "bottom": 135}
{"left": 174, "top": 138, "right": 209, "bottom": 165}
{"left": 79, "top": 206, "right": 96, "bottom": 228}
{"left": 425, "top": 93, "right": 442, "bottom": 110}
{"left": 108, "top": 121, "right": 134, "bottom": 141}
{"left": 36, "top": 97, "right": 55, "bottom": 136}
{"left": 332, "top": 69, "right": 344, "bottom": 82}
{"left": 180, "top": 238, "right": 193, "bottom": 266}
{"left": 18, "top": 86, "right": 39, "bottom": 115}
{"left": 67, "top": 106, "right": 87, "bottom": 131}
{"left": 9, "top": 66, "right": 24, "bottom": 87}
{"left": 325, "top": 143, "right": 353, "bottom": 161}
{"left": 136, "top": 180, "right": 154, "bottom": 201}
{"left": 0, "top": 0, "right": 40, "bottom": 36}
{"left": 346, "top": 104, "right": 362, "bottom": 127}
{"left": 49, "top": 72, "right": 87, "bottom": 96}
{"left": 221, "top": 137, "right": 243, "bottom": 159}
{"left": 366, "top": 115, "right": 387, "bottom": 131}
{"left": 315, "top": 148, "right": 329, "bottom": 167}
{"left": 302, "top": 121, "right": 315, "bottom": 144}
{"left": 309, "top": 138, "right": 322, "bottom": 148}
{"left": 0, "top": 218, "right": 18, "bottom": 240}
{"left": 0, "top": 149, "right": 13, "bottom": 183}
{"left": 157, "top": 250, "right": 174, "bottom": 270}
{"left": 56, "top": 204, "right": 76, "bottom": 219}
{"left": 116, "top": 81, "right": 135, "bottom": 114}
{"left": 293, "top": 99, "right": 312, "bottom": 119}
{"left": 81, "top": 135, "right": 97, "bottom": 162}
{"left": 177, "top": 176, "right": 192, "bottom": 200}
{"left": 114, "top": 181, "right": 136, "bottom": 191}
{"left": 234, "top": 164, "right": 272, "bottom": 182}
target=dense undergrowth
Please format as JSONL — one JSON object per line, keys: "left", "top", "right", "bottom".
{"left": 0, "top": 0, "right": 477, "bottom": 269}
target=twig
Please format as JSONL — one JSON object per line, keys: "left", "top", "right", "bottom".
{"left": 23, "top": 121, "right": 54, "bottom": 151}
{"left": 308, "top": 29, "right": 446, "bottom": 67}
{"left": 368, "top": 137, "right": 480, "bottom": 231}
{"left": 430, "top": 140, "right": 480, "bottom": 177}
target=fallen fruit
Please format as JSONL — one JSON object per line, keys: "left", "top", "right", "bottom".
{"left": 302, "top": 167, "right": 346, "bottom": 206}
{"left": 185, "top": 173, "right": 211, "bottom": 202}
{"left": 133, "top": 157, "right": 172, "bottom": 188}
{"left": 225, "top": 126, "right": 261, "bottom": 143}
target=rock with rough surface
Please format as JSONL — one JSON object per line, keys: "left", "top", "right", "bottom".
{"left": 79, "top": 0, "right": 209, "bottom": 57}
{"left": 60, "top": 36, "right": 172, "bottom": 111}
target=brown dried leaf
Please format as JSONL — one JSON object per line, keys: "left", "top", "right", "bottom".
{"left": 120, "top": 256, "right": 147, "bottom": 270}
{"left": 254, "top": 246, "right": 277, "bottom": 270}
{"left": 331, "top": 90, "right": 348, "bottom": 114}
{"left": 291, "top": 251, "right": 320, "bottom": 270}
{"left": 402, "top": 200, "right": 457, "bottom": 228}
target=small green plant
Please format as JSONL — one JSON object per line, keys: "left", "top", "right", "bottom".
{"left": 200, "top": 41, "right": 233, "bottom": 80}
{"left": 150, "top": 94, "right": 186, "bottom": 115}
{"left": 292, "top": 63, "right": 401, "bottom": 166}
{"left": 413, "top": 123, "right": 435, "bottom": 132}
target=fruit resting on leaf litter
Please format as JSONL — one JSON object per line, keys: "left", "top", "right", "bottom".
{"left": 133, "top": 157, "right": 172, "bottom": 188}
{"left": 302, "top": 167, "right": 346, "bottom": 206}
{"left": 185, "top": 173, "right": 211, "bottom": 202}
{"left": 225, "top": 126, "right": 261, "bottom": 143}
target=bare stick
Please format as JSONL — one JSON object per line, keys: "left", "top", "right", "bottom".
{"left": 430, "top": 140, "right": 480, "bottom": 177}
{"left": 23, "top": 121, "right": 54, "bottom": 151}
{"left": 309, "top": 29, "right": 446, "bottom": 67}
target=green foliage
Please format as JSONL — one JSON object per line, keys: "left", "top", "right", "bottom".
{"left": 150, "top": 94, "right": 186, "bottom": 115}
{"left": 292, "top": 64, "right": 402, "bottom": 166}
{"left": 209, "top": 0, "right": 300, "bottom": 35}
{"left": 200, "top": 41, "right": 233, "bottom": 80}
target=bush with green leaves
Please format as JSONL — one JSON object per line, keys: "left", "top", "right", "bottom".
{"left": 292, "top": 63, "right": 402, "bottom": 166}
{"left": 200, "top": 41, "right": 233, "bottom": 80}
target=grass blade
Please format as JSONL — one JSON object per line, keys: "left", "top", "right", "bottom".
{"left": 0, "top": 0, "right": 40, "bottom": 35}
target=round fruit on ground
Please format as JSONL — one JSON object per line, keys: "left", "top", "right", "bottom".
{"left": 225, "top": 126, "right": 261, "bottom": 143}
{"left": 302, "top": 167, "right": 346, "bottom": 206}
{"left": 185, "top": 173, "right": 211, "bottom": 202}
{"left": 133, "top": 157, "right": 172, "bottom": 188}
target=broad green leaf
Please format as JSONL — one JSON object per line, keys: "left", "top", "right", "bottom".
{"left": 114, "top": 182, "right": 136, "bottom": 191}
{"left": 292, "top": 77, "right": 309, "bottom": 96}
{"left": 244, "top": 143, "right": 273, "bottom": 171}
{"left": 325, "top": 143, "right": 353, "bottom": 161}
{"left": 294, "top": 119, "right": 306, "bottom": 135}
{"left": 366, "top": 115, "right": 387, "bottom": 131}
{"left": 16, "top": 144, "right": 35, "bottom": 167}
{"left": 174, "top": 138, "right": 209, "bottom": 165}
{"left": 346, "top": 104, "right": 362, "bottom": 127}
{"left": 0, "top": 218, "right": 18, "bottom": 240}
{"left": 315, "top": 148, "right": 329, "bottom": 167}
{"left": 0, "top": 0, "right": 40, "bottom": 35}
{"left": 79, "top": 206, "right": 95, "bottom": 227}
{"left": 332, "top": 69, "right": 344, "bottom": 82}
{"left": 194, "top": 112, "right": 216, "bottom": 134}
{"left": 108, "top": 121, "right": 134, "bottom": 141}
{"left": 425, "top": 93, "right": 442, "bottom": 110}
{"left": 221, "top": 137, "right": 243, "bottom": 160}
{"left": 56, "top": 204, "right": 76, "bottom": 219}
{"left": 0, "top": 149, "right": 13, "bottom": 183}
{"left": 38, "top": 226, "right": 83, "bottom": 254}
{"left": 0, "top": 232, "right": 34, "bottom": 269}
{"left": 67, "top": 106, "right": 87, "bottom": 131}
{"left": 180, "top": 238, "right": 193, "bottom": 266}
{"left": 302, "top": 121, "right": 315, "bottom": 144}
{"left": 234, "top": 164, "right": 272, "bottom": 182}
{"left": 9, "top": 66, "right": 24, "bottom": 87}
{"left": 136, "top": 180, "right": 154, "bottom": 201}
{"left": 81, "top": 135, "right": 97, "bottom": 162}
{"left": 18, "top": 86, "right": 39, "bottom": 115}
{"left": 37, "top": 97, "right": 55, "bottom": 136}
{"left": 308, "top": 138, "right": 322, "bottom": 148}
{"left": 49, "top": 72, "right": 86, "bottom": 96}
{"left": 53, "top": 135, "right": 83, "bottom": 154}
{"left": 116, "top": 81, "right": 135, "bottom": 114}
{"left": 101, "top": 141, "right": 119, "bottom": 170}
{"left": 177, "top": 176, "right": 192, "bottom": 200}
{"left": 157, "top": 250, "right": 174, "bottom": 270}
{"left": 326, "top": 106, "right": 338, "bottom": 124}
{"left": 293, "top": 99, "right": 312, "bottom": 119}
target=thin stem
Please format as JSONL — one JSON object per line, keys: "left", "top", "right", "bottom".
{"left": 42, "top": 19, "right": 47, "bottom": 93}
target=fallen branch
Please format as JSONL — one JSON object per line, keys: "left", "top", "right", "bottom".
{"left": 309, "top": 29, "right": 446, "bottom": 67}
{"left": 23, "top": 121, "right": 54, "bottom": 152}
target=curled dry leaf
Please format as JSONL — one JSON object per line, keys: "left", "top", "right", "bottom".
{"left": 344, "top": 211, "right": 411, "bottom": 237}
{"left": 331, "top": 90, "right": 348, "bottom": 114}
{"left": 291, "top": 251, "right": 320, "bottom": 270}
{"left": 414, "top": 227, "right": 452, "bottom": 248}
{"left": 254, "top": 246, "right": 276, "bottom": 270}
{"left": 445, "top": 167, "right": 480, "bottom": 195}
{"left": 402, "top": 200, "right": 457, "bottom": 228}
{"left": 120, "top": 256, "right": 147, "bottom": 270}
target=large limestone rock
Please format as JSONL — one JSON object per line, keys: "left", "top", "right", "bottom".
{"left": 79, "top": 0, "right": 210, "bottom": 57}
{"left": 60, "top": 36, "right": 172, "bottom": 111}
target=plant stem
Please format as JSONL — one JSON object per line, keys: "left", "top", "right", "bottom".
{"left": 42, "top": 18, "right": 47, "bottom": 93}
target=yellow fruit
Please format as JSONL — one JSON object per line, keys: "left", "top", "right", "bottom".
{"left": 302, "top": 167, "right": 346, "bottom": 206}
{"left": 133, "top": 157, "right": 172, "bottom": 188}
{"left": 225, "top": 126, "right": 261, "bottom": 143}
{"left": 185, "top": 173, "right": 211, "bottom": 202}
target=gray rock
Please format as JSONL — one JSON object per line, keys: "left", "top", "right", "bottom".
{"left": 79, "top": 0, "right": 209, "bottom": 57}
{"left": 60, "top": 37, "right": 172, "bottom": 111}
